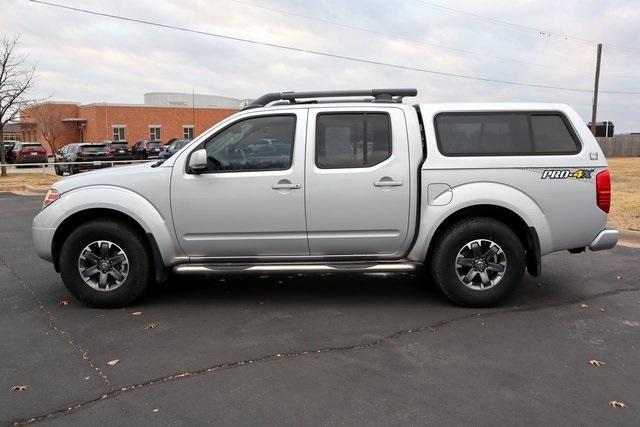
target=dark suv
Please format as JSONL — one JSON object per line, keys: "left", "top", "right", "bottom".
{"left": 11, "top": 142, "right": 48, "bottom": 165}
{"left": 132, "top": 140, "right": 165, "bottom": 159}
{"left": 54, "top": 143, "right": 114, "bottom": 175}
{"left": 104, "top": 141, "right": 134, "bottom": 161}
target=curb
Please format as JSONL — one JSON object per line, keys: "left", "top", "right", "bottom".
{"left": 24, "top": 184, "right": 49, "bottom": 194}
{"left": 619, "top": 229, "right": 640, "bottom": 247}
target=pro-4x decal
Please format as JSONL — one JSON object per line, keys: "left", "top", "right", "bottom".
{"left": 541, "top": 169, "right": 594, "bottom": 179}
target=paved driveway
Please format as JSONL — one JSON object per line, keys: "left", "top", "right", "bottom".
{"left": 1, "top": 193, "right": 639, "bottom": 425}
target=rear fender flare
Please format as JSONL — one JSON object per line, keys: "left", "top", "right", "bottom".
{"left": 407, "top": 182, "right": 552, "bottom": 261}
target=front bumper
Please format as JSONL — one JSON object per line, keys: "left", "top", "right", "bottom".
{"left": 589, "top": 227, "right": 619, "bottom": 251}
{"left": 32, "top": 226, "right": 55, "bottom": 262}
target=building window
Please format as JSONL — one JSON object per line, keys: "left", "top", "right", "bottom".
{"left": 183, "top": 126, "right": 194, "bottom": 140}
{"left": 149, "top": 126, "right": 161, "bottom": 141}
{"left": 113, "top": 126, "right": 126, "bottom": 141}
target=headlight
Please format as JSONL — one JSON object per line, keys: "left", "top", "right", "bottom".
{"left": 42, "top": 188, "right": 60, "bottom": 209}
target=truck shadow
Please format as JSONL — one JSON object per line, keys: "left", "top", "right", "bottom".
{"left": 144, "top": 271, "right": 452, "bottom": 308}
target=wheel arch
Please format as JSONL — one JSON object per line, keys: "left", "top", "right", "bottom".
{"left": 424, "top": 204, "right": 541, "bottom": 276}
{"left": 51, "top": 208, "right": 168, "bottom": 282}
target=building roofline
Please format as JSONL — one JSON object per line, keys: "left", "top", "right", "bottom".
{"left": 80, "top": 102, "right": 238, "bottom": 110}
{"left": 28, "top": 101, "right": 81, "bottom": 107}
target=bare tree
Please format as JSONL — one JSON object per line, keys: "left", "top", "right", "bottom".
{"left": 0, "top": 35, "right": 37, "bottom": 176}
{"left": 28, "top": 104, "right": 64, "bottom": 154}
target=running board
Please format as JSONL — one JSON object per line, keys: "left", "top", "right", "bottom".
{"left": 173, "top": 261, "right": 418, "bottom": 275}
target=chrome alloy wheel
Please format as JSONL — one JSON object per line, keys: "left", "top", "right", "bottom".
{"left": 77, "top": 240, "right": 129, "bottom": 291}
{"left": 455, "top": 239, "right": 507, "bottom": 290}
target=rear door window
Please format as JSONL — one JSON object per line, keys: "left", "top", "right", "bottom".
{"left": 316, "top": 113, "right": 391, "bottom": 168}
{"left": 435, "top": 112, "right": 580, "bottom": 156}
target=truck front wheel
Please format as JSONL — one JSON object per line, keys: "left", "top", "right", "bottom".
{"left": 430, "top": 217, "right": 525, "bottom": 307}
{"left": 58, "top": 219, "right": 152, "bottom": 308}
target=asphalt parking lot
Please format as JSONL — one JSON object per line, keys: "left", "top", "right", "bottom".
{"left": 1, "top": 193, "right": 639, "bottom": 426}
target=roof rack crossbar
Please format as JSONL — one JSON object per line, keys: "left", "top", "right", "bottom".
{"left": 243, "top": 88, "right": 417, "bottom": 110}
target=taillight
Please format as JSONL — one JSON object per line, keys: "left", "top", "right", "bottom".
{"left": 42, "top": 189, "right": 60, "bottom": 209}
{"left": 596, "top": 170, "right": 611, "bottom": 213}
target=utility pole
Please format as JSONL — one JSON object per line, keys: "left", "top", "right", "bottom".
{"left": 590, "top": 43, "right": 602, "bottom": 136}
{"left": 192, "top": 88, "right": 195, "bottom": 136}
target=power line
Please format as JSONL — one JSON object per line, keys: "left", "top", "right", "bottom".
{"left": 228, "top": 0, "right": 612, "bottom": 77}
{"left": 404, "top": 0, "right": 640, "bottom": 53}
{"left": 27, "top": 0, "right": 640, "bottom": 95}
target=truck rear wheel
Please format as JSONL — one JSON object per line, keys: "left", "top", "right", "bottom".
{"left": 58, "top": 219, "right": 152, "bottom": 308}
{"left": 430, "top": 217, "right": 525, "bottom": 307}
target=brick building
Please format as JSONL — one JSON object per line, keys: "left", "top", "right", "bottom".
{"left": 19, "top": 100, "right": 238, "bottom": 153}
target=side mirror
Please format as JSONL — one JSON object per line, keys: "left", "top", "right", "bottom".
{"left": 188, "top": 148, "right": 207, "bottom": 172}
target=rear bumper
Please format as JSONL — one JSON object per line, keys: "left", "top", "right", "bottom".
{"left": 15, "top": 157, "right": 47, "bottom": 164}
{"left": 589, "top": 227, "right": 619, "bottom": 251}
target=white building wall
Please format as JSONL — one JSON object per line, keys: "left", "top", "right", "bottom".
{"left": 144, "top": 92, "right": 250, "bottom": 109}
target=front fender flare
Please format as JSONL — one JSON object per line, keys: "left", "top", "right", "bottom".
{"left": 34, "top": 185, "right": 184, "bottom": 267}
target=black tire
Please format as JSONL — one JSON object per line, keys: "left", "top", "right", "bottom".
{"left": 58, "top": 219, "right": 152, "bottom": 308}
{"left": 54, "top": 164, "right": 63, "bottom": 176}
{"left": 430, "top": 217, "right": 525, "bottom": 307}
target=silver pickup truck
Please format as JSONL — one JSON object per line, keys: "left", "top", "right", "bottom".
{"left": 32, "top": 89, "right": 618, "bottom": 308}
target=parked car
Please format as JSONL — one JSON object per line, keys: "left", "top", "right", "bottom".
{"left": 2, "top": 140, "right": 18, "bottom": 163}
{"left": 54, "top": 143, "right": 114, "bottom": 175}
{"left": 33, "top": 89, "right": 618, "bottom": 308}
{"left": 104, "top": 141, "right": 134, "bottom": 161}
{"left": 132, "top": 140, "right": 165, "bottom": 159}
{"left": 159, "top": 139, "right": 190, "bottom": 159}
{"left": 12, "top": 142, "right": 48, "bottom": 166}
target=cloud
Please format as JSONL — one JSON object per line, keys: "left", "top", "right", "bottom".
{"left": 2, "top": 0, "right": 639, "bottom": 131}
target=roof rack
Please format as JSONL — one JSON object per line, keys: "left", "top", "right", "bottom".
{"left": 242, "top": 88, "right": 417, "bottom": 110}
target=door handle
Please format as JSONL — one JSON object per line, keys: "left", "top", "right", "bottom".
{"left": 374, "top": 180, "right": 403, "bottom": 187}
{"left": 272, "top": 182, "right": 301, "bottom": 190}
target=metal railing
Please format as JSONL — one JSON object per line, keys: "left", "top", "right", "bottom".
{"left": 0, "top": 159, "right": 157, "bottom": 176}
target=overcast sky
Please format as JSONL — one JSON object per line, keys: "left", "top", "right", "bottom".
{"left": 3, "top": 0, "right": 640, "bottom": 132}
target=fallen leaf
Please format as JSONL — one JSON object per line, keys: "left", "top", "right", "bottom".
{"left": 258, "top": 301, "right": 264, "bottom": 305}
{"left": 153, "top": 409, "right": 159, "bottom": 412}
{"left": 107, "top": 359, "right": 120, "bottom": 366}
{"left": 59, "top": 300, "right": 69, "bottom": 306}
{"left": 145, "top": 322, "right": 158, "bottom": 329}
{"left": 616, "top": 275, "right": 623, "bottom": 280}
{"left": 10, "top": 385, "right": 28, "bottom": 392}
{"left": 589, "top": 359, "right": 605, "bottom": 367}
{"left": 609, "top": 400, "right": 626, "bottom": 408}
{"left": 580, "top": 304, "right": 589, "bottom": 308}
{"left": 131, "top": 311, "right": 142, "bottom": 316}
{"left": 599, "top": 308, "right": 606, "bottom": 312}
